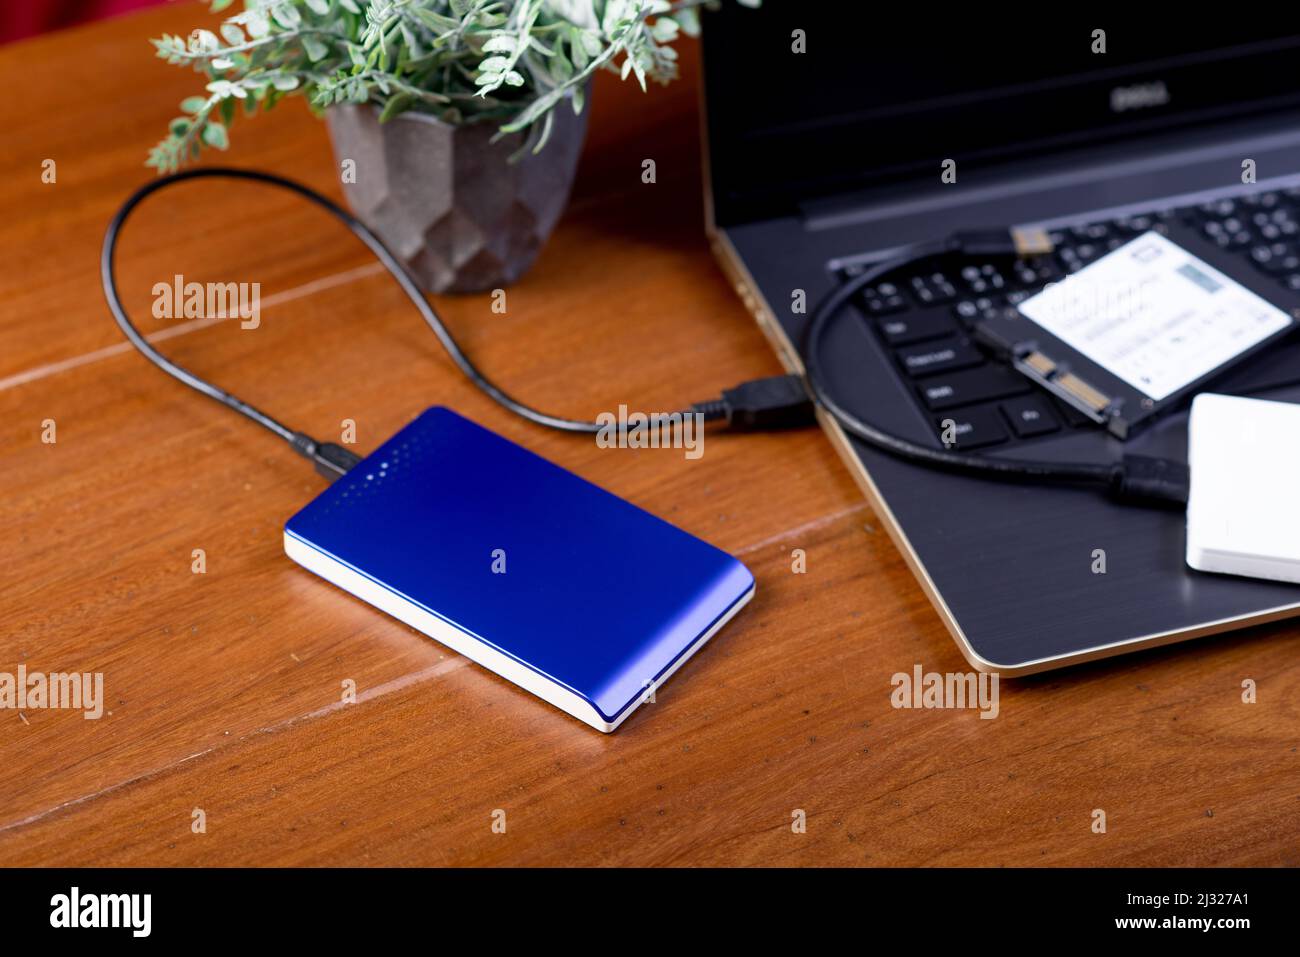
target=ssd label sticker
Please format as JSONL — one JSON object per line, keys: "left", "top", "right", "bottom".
{"left": 1017, "top": 231, "right": 1292, "bottom": 401}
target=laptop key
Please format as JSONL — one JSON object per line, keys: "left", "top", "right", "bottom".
{"left": 1198, "top": 199, "right": 1238, "bottom": 220}
{"left": 959, "top": 263, "right": 1007, "bottom": 294}
{"left": 933, "top": 407, "right": 1008, "bottom": 450}
{"left": 909, "top": 272, "right": 958, "bottom": 306}
{"left": 1071, "top": 222, "right": 1111, "bottom": 242}
{"left": 1051, "top": 398, "right": 1096, "bottom": 428}
{"left": 1000, "top": 396, "right": 1060, "bottom": 437}
{"left": 1241, "top": 191, "right": 1283, "bottom": 210}
{"left": 878, "top": 311, "right": 957, "bottom": 345}
{"left": 1118, "top": 213, "right": 1156, "bottom": 232}
{"left": 897, "top": 338, "right": 984, "bottom": 377}
{"left": 1249, "top": 243, "right": 1300, "bottom": 274}
{"left": 1012, "top": 260, "right": 1058, "bottom": 285}
{"left": 861, "top": 291, "right": 908, "bottom": 315}
{"left": 918, "top": 364, "right": 1032, "bottom": 411}
{"left": 952, "top": 297, "right": 994, "bottom": 323}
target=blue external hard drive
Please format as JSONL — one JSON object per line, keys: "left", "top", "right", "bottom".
{"left": 283, "top": 407, "right": 755, "bottom": 732}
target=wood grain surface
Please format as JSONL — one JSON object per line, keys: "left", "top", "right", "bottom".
{"left": 0, "top": 3, "right": 1296, "bottom": 867}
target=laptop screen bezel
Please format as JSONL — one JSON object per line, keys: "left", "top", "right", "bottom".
{"left": 701, "top": 11, "right": 1300, "bottom": 227}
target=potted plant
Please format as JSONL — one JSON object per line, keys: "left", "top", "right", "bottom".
{"left": 149, "top": 0, "right": 753, "bottom": 292}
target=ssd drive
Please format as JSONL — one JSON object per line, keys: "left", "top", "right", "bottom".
{"left": 973, "top": 228, "right": 1300, "bottom": 438}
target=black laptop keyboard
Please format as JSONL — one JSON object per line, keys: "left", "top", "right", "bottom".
{"left": 835, "top": 185, "right": 1300, "bottom": 451}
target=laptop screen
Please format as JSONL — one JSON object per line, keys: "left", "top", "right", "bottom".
{"left": 702, "top": 7, "right": 1300, "bottom": 225}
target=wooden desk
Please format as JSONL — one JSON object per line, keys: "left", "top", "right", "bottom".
{"left": 1, "top": 3, "right": 1295, "bottom": 867}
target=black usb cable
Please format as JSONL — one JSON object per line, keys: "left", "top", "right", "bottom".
{"left": 100, "top": 167, "right": 1188, "bottom": 507}
{"left": 101, "top": 168, "right": 802, "bottom": 480}
{"left": 801, "top": 229, "right": 1189, "bottom": 507}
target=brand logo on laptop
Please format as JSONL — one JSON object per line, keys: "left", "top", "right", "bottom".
{"left": 1109, "top": 80, "right": 1170, "bottom": 113}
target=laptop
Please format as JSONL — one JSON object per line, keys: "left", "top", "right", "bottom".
{"left": 700, "top": 8, "right": 1300, "bottom": 673}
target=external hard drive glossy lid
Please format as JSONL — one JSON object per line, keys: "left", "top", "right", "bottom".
{"left": 283, "top": 406, "right": 755, "bottom": 732}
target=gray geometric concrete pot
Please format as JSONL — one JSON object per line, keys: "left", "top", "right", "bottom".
{"left": 325, "top": 102, "right": 588, "bottom": 293}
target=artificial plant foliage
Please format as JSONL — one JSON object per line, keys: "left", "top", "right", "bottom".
{"left": 148, "top": 0, "right": 754, "bottom": 171}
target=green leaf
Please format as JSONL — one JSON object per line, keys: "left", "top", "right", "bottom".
{"left": 180, "top": 95, "right": 209, "bottom": 114}
{"left": 379, "top": 93, "right": 412, "bottom": 122}
{"left": 302, "top": 34, "right": 329, "bottom": 62}
{"left": 219, "top": 23, "right": 244, "bottom": 46}
{"left": 201, "top": 122, "right": 229, "bottom": 150}
{"left": 568, "top": 29, "right": 588, "bottom": 69}
{"left": 548, "top": 49, "right": 573, "bottom": 83}
{"left": 413, "top": 8, "right": 458, "bottom": 31}
{"left": 188, "top": 29, "right": 219, "bottom": 52}
{"left": 577, "top": 28, "right": 602, "bottom": 57}
{"left": 528, "top": 35, "right": 556, "bottom": 57}
{"left": 531, "top": 108, "right": 555, "bottom": 154}
{"left": 243, "top": 11, "right": 269, "bottom": 39}
{"left": 650, "top": 18, "right": 679, "bottom": 43}
{"left": 270, "top": 3, "right": 302, "bottom": 30}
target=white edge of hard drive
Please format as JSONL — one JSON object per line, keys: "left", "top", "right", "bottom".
{"left": 1185, "top": 392, "right": 1300, "bottom": 585}
{"left": 283, "top": 532, "right": 755, "bottom": 732}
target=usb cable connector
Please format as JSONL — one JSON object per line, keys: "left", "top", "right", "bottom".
{"left": 291, "top": 432, "right": 363, "bottom": 482}
{"left": 693, "top": 375, "right": 816, "bottom": 430}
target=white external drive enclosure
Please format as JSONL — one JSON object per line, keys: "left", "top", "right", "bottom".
{"left": 1186, "top": 392, "right": 1300, "bottom": 584}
